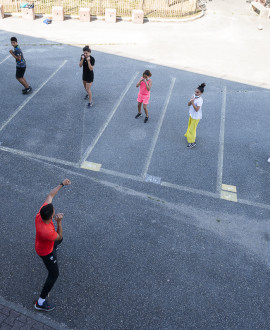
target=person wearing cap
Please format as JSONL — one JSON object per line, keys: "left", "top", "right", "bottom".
{"left": 34, "top": 179, "right": 71, "bottom": 312}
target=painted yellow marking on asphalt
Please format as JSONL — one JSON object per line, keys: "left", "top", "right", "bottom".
{"left": 81, "top": 161, "right": 102, "bottom": 172}
{"left": 222, "top": 184, "right": 237, "bottom": 193}
{"left": 220, "top": 191, "right": 238, "bottom": 202}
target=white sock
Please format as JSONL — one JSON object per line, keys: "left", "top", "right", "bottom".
{"left": 38, "top": 297, "right": 45, "bottom": 306}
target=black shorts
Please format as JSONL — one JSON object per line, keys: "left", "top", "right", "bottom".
{"left": 83, "top": 71, "right": 94, "bottom": 83}
{"left": 16, "top": 66, "right": 26, "bottom": 79}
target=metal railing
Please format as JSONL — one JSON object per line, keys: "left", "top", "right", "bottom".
{"left": 1, "top": 0, "right": 200, "bottom": 18}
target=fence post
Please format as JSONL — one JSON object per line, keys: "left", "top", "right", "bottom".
{"left": 190, "top": 0, "right": 197, "bottom": 13}
{"left": 21, "top": 7, "right": 35, "bottom": 20}
{"left": 0, "top": 4, "right": 4, "bottom": 18}
{"left": 52, "top": 6, "right": 64, "bottom": 21}
{"left": 105, "top": 8, "right": 116, "bottom": 23}
{"left": 141, "top": 0, "right": 145, "bottom": 10}
{"left": 132, "top": 10, "right": 144, "bottom": 24}
{"left": 79, "top": 8, "right": 91, "bottom": 22}
{"left": 98, "top": 0, "right": 103, "bottom": 15}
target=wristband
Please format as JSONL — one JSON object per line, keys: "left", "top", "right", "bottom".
{"left": 59, "top": 182, "right": 64, "bottom": 187}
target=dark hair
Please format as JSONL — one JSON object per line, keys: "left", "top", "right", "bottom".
{"left": 143, "top": 70, "right": 152, "bottom": 77}
{"left": 197, "top": 83, "right": 206, "bottom": 93}
{"left": 40, "top": 204, "right": 54, "bottom": 221}
{"left": 83, "top": 45, "right": 91, "bottom": 53}
{"left": 10, "top": 37, "right": 17, "bottom": 42}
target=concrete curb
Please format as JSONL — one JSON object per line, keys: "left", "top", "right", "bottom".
{"left": 0, "top": 296, "right": 69, "bottom": 329}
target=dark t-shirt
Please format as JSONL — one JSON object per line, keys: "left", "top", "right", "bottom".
{"left": 81, "top": 55, "right": 95, "bottom": 75}
{"left": 14, "top": 45, "right": 26, "bottom": 68}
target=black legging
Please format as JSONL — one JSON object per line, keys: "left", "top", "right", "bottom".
{"left": 40, "top": 239, "right": 62, "bottom": 299}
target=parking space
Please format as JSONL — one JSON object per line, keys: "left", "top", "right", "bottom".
{"left": 0, "top": 32, "right": 269, "bottom": 211}
{"left": 86, "top": 69, "right": 173, "bottom": 176}
{"left": 223, "top": 89, "right": 270, "bottom": 204}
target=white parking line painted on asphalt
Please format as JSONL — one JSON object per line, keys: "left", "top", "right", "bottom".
{"left": 162, "top": 181, "right": 218, "bottom": 199}
{"left": 145, "top": 174, "right": 161, "bottom": 185}
{"left": 1, "top": 144, "right": 270, "bottom": 211}
{"left": 0, "top": 145, "right": 79, "bottom": 168}
{"left": 80, "top": 101, "right": 88, "bottom": 159}
{"left": 100, "top": 168, "right": 143, "bottom": 182}
{"left": 162, "top": 181, "right": 270, "bottom": 210}
{"left": 236, "top": 198, "right": 270, "bottom": 211}
{"left": 0, "top": 55, "right": 11, "bottom": 65}
{"left": 141, "top": 77, "right": 176, "bottom": 179}
{"left": 0, "top": 60, "right": 68, "bottom": 133}
{"left": 216, "top": 86, "right": 227, "bottom": 195}
{"left": 80, "top": 71, "right": 139, "bottom": 165}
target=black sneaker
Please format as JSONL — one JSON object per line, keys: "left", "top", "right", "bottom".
{"left": 187, "top": 142, "right": 196, "bottom": 148}
{"left": 22, "top": 88, "right": 27, "bottom": 94}
{"left": 87, "top": 102, "right": 93, "bottom": 107}
{"left": 135, "top": 113, "right": 142, "bottom": 119}
{"left": 84, "top": 94, "right": 89, "bottom": 100}
{"left": 34, "top": 300, "right": 55, "bottom": 312}
{"left": 25, "top": 86, "right": 32, "bottom": 94}
{"left": 144, "top": 117, "right": 149, "bottom": 123}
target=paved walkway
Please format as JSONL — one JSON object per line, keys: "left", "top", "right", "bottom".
{"left": 0, "top": 297, "right": 66, "bottom": 329}
{"left": 0, "top": 0, "right": 270, "bottom": 89}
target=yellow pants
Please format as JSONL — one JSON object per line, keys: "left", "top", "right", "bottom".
{"left": 184, "top": 116, "right": 200, "bottom": 143}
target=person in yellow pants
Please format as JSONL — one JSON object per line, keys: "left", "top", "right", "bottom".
{"left": 184, "top": 83, "right": 206, "bottom": 148}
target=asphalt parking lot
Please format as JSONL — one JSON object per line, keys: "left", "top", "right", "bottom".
{"left": 0, "top": 1, "right": 269, "bottom": 328}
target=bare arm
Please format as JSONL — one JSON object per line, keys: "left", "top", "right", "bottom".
{"left": 86, "top": 57, "right": 94, "bottom": 71}
{"left": 9, "top": 50, "right": 21, "bottom": 61}
{"left": 144, "top": 79, "right": 152, "bottom": 91}
{"left": 136, "top": 78, "right": 143, "bottom": 88}
{"left": 79, "top": 55, "right": 84, "bottom": 67}
{"left": 55, "top": 213, "right": 63, "bottom": 240}
{"left": 44, "top": 178, "right": 71, "bottom": 204}
{"left": 190, "top": 99, "right": 200, "bottom": 112}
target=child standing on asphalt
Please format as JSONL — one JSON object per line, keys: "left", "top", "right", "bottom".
{"left": 9, "top": 37, "right": 32, "bottom": 94}
{"left": 184, "top": 83, "right": 206, "bottom": 148}
{"left": 79, "top": 46, "right": 95, "bottom": 107}
{"left": 135, "top": 70, "right": 152, "bottom": 123}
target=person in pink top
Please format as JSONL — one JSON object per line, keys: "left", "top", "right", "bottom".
{"left": 135, "top": 70, "right": 152, "bottom": 123}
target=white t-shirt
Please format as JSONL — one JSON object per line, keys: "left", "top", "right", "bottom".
{"left": 189, "top": 95, "right": 203, "bottom": 120}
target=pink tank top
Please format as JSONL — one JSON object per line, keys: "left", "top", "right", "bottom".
{"left": 139, "top": 78, "right": 151, "bottom": 95}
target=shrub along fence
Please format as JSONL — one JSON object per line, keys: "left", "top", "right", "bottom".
{"left": 1, "top": 0, "right": 200, "bottom": 18}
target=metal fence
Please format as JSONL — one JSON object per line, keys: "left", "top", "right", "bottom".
{"left": 1, "top": 0, "right": 200, "bottom": 18}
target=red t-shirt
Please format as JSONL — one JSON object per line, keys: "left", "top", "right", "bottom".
{"left": 35, "top": 203, "right": 58, "bottom": 256}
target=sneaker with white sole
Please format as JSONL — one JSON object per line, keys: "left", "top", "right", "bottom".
{"left": 84, "top": 94, "right": 89, "bottom": 100}
{"left": 187, "top": 142, "right": 196, "bottom": 148}
{"left": 135, "top": 113, "right": 142, "bottom": 119}
{"left": 34, "top": 300, "right": 55, "bottom": 312}
{"left": 87, "top": 102, "right": 93, "bottom": 107}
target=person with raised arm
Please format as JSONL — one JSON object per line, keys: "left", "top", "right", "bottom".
{"left": 34, "top": 179, "right": 71, "bottom": 312}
